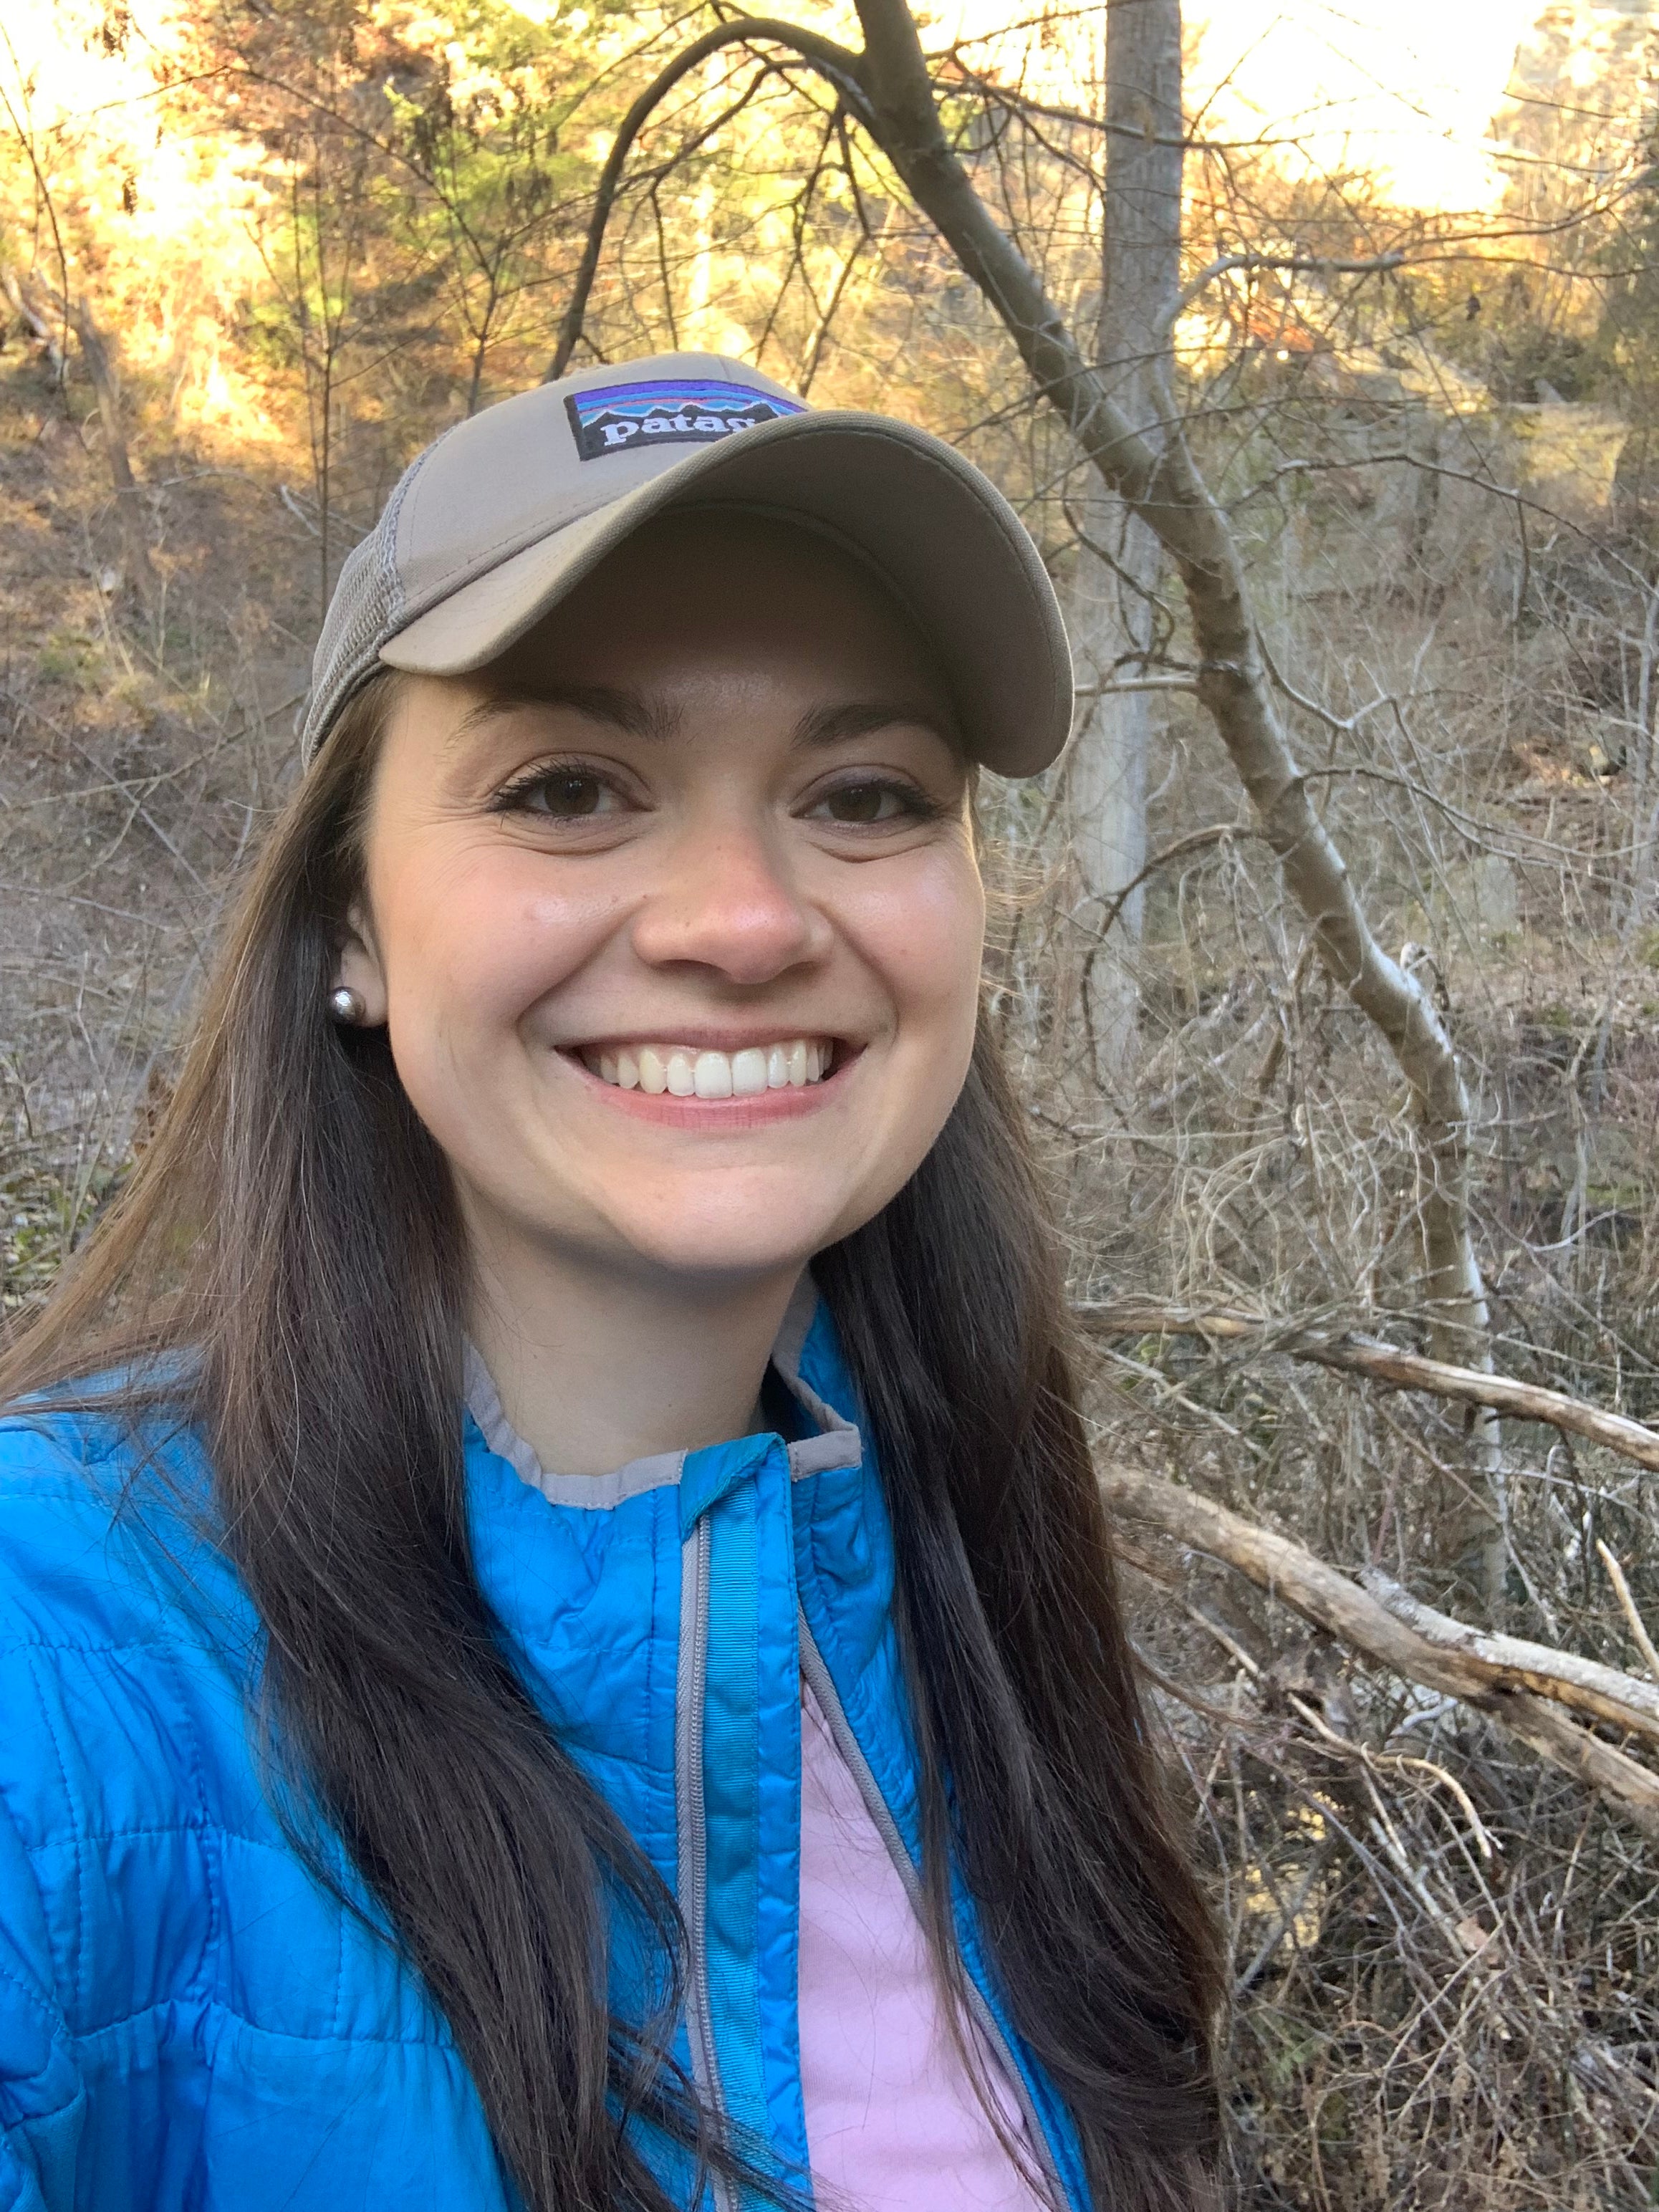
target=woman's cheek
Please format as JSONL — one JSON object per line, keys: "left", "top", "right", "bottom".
{"left": 387, "top": 849, "right": 620, "bottom": 1020}
{"left": 845, "top": 845, "right": 985, "bottom": 1025}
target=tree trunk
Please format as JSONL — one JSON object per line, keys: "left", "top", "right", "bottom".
{"left": 1067, "top": 0, "right": 1183, "bottom": 1081}
{"left": 848, "top": 0, "right": 1507, "bottom": 1604}
{"left": 69, "top": 299, "right": 158, "bottom": 610}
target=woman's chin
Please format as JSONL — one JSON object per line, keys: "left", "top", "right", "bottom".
{"left": 602, "top": 1214, "right": 832, "bottom": 1288}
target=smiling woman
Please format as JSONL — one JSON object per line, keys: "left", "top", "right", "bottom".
{"left": 0, "top": 355, "right": 1223, "bottom": 2212}
{"left": 345, "top": 514, "right": 984, "bottom": 1478}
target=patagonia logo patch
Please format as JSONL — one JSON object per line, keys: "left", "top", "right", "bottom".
{"left": 564, "top": 378, "right": 806, "bottom": 461}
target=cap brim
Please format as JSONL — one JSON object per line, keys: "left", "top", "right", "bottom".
{"left": 376, "top": 410, "right": 1070, "bottom": 777}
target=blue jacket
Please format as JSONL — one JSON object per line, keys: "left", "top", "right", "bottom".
{"left": 0, "top": 1296, "right": 1090, "bottom": 2211}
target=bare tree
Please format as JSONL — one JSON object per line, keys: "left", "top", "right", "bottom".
{"left": 1065, "top": 0, "right": 1182, "bottom": 1078}
{"left": 549, "top": 0, "right": 1504, "bottom": 1595}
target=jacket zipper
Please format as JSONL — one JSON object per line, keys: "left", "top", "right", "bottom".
{"left": 797, "top": 1614, "right": 1071, "bottom": 2212}
{"left": 677, "top": 1511, "right": 737, "bottom": 2212}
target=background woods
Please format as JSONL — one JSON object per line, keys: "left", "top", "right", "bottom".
{"left": 9, "top": 0, "right": 1659, "bottom": 2198}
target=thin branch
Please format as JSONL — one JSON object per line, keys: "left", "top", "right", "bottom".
{"left": 1598, "top": 1542, "right": 1659, "bottom": 1682}
{"left": 1167, "top": 248, "right": 1406, "bottom": 335}
{"left": 1076, "top": 1300, "right": 1659, "bottom": 1475}
{"left": 1073, "top": 674, "right": 1200, "bottom": 698}
{"left": 1256, "top": 630, "right": 1388, "bottom": 737}
{"left": 546, "top": 14, "right": 871, "bottom": 380}
{"left": 1092, "top": 820, "right": 1254, "bottom": 944}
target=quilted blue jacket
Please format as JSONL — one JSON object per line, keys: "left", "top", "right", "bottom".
{"left": 0, "top": 1294, "right": 1090, "bottom": 2211}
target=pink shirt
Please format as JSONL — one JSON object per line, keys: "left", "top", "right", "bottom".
{"left": 797, "top": 1683, "right": 1051, "bottom": 2211}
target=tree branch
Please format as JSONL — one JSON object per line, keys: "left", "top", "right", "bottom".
{"left": 1598, "top": 1542, "right": 1659, "bottom": 1680}
{"left": 1075, "top": 1300, "right": 1659, "bottom": 1474}
{"left": 1166, "top": 248, "right": 1406, "bottom": 337}
{"left": 1357, "top": 1567, "right": 1659, "bottom": 1746}
{"left": 546, "top": 16, "right": 870, "bottom": 380}
{"left": 1101, "top": 1465, "right": 1659, "bottom": 1837}
{"left": 1090, "top": 819, "right": 1252, "bottom": 946}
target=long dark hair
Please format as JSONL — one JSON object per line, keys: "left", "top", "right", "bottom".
{"left": 0, "top": 671, "right": 1223, "bottom": 2211}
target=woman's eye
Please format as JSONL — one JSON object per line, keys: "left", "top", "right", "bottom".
{"left": 499, "top": 769, "right": 625, "bottom": 819}
{"left": 810, "top": 781, "right": 923, "bottom": 825}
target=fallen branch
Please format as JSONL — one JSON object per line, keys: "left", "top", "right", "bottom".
{"left": 1077, "top": 1300, "right": 1659, "bottom": 1475}
{"left": 1357, "top": 1568, "right": 1659, "bottom": 1746}
{"left": 1102, "top": 1463, "right": 1659, "bottom": 1837}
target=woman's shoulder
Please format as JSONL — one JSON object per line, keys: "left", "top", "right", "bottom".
{"left": 0, "top": 1390, "right": 236, "bottom": 1658}
{"left": 0, "top": 1388, "right": 260, "bottom": 1878}
{"left": 0, "top": 1396, "right": 291, "bottom": 2105}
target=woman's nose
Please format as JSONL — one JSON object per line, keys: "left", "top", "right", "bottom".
{"left": 629, "top": 817, "right": 829, "bottom": 984}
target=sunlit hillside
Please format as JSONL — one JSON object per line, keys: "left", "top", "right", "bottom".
{"left": 4, "top": 0, "right": 288, "bottom": 444}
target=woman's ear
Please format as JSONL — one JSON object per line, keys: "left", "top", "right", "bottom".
{"left": 334, "top": 903, "right": 390, "bottom": 1026}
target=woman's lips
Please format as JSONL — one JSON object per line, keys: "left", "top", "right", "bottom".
{"left": 562, "top": 1037, "right": 859, "bottom": 1124}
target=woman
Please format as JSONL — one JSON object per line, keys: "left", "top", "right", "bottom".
{"left": 0, "top": 354, "right": 1221, "bottom": 2212}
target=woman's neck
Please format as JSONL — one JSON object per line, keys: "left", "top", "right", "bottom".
{"left": 463, "top": 1216, "right": 804, "bottom": 1479}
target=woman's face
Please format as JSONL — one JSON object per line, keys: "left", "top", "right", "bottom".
{"left": 340, "top": 512, "right": 986, "bottom": 1297}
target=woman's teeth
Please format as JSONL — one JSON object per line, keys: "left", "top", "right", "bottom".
{"left": 582, "top": 1041, "right": 834, "bottom": 1097}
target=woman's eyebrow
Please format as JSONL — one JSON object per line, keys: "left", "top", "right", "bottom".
{"left": 792, "top": 700, "right": 956, "bottom": 749}
{"left": 451, "top": 685, "right": 683, "bottom": 748}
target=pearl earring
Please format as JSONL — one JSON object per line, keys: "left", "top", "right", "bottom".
{"left": 329, "top": 985, "right": 367, "bottom": 1025}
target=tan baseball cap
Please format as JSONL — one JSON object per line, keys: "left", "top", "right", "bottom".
{"left": 300, "top": 351, "right": 1073, "bottom": 776}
